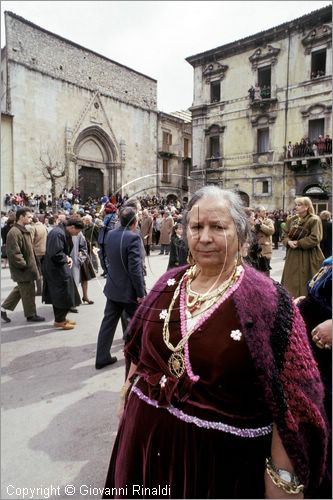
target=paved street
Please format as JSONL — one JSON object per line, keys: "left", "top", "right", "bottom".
{"left": 1, "top": 247, "right": 285, "bottom": 499}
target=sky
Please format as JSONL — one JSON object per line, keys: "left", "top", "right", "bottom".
{"left": 1, "top": 1, "right": 331, "bottom": 113}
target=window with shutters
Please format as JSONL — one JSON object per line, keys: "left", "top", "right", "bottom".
{"left": 162, "top": 132, "right": 172, "bottom": 152}
{"left": 184, "top": 138, "right": 189, "bottom": 158}
{"left": 257, "top": 128, "right": 269, "bottom": 153}
{"left": 162, "top": 159, "right": 170, "bottom": 183}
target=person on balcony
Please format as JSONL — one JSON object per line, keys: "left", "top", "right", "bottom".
{"left": 324, "top": 134, "right": 332, "bottom": 154}
{"left": 248, "top": 85, "right": 255, "bottom": 101}
{"left": 254, "top": 84, "right": 261, "bottom": 100}
{"left": 317, "top": 135, "right": 326, "bottom": 156}
{"left": 287, "top": 142, "right": 293, "bottom": 158}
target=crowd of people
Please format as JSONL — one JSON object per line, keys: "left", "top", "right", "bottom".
{"left": 287, "top": 134, "right": 332, "bottom": 158}
{"left": 1, "top": 187, "right": 332, "bottom": 498}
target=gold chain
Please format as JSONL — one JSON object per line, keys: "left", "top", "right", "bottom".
{"left": 266, "top": 459, "right": 304, "bottom": 495}
{"left": 162, "top": 265, "right": 239, "bottom": 354}
{"left": 186, "top": 271, "right": 237, "bottom": 314}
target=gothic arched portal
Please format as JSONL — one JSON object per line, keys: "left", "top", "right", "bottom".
{"left": 74, "top": 126, "right": 120, "bottom": 202}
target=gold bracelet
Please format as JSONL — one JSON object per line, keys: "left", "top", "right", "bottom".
{"left": 266, "top": 458, "right": 304, "bottom": 495}
{"left": 119, "top": 384, "right": 129, "bottom": 400}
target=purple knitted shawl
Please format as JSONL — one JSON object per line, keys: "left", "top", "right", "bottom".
{"left": 126, "top": 264, "right": 328, "bottom": 496}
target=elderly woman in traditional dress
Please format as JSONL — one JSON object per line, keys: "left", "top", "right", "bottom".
{"left": 102, "top": 187, "right": 329, "bottom": 499}
{"left": 281, "top": 197, "right": 324, "bottom": 298}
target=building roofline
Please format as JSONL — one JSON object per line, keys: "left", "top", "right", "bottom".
{"left": 186, "top": 5, "right": 332, "bottom": 66}
{"left": 4, "top": 10, "right": 157, "bottom": 83}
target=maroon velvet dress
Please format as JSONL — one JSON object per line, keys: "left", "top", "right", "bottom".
{"left": 103, "top": 276, "right": 273, "bottom": 499}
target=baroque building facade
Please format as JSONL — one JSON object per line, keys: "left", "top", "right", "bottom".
{"left": 1, "top": 11, "right": 191, "bottom": 205}
{"left": 186, "top": 5, "right": 332, "bottom": 212}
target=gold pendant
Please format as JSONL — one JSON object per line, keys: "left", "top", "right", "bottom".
{"left": 168, "top": 351, "right": 185, "bottom": 378}
{"left": 185, "top": 309, "right": 192, "bottom": 319}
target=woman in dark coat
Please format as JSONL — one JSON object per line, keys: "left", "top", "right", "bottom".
{"left": 319, "top": 211, "right": 332, "bottom": 259}
{"left": 167, "top": 223, "right": 188, "bottom": 270}
{"left": 43, "top": 218, "right": 84, "bottom": 330}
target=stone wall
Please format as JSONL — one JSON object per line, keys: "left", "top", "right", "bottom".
{"left": 2, "top": 11, "right": 159, "bottom": 199}
{"left": 5, "top": 12, "right": 157, "bottom": 111}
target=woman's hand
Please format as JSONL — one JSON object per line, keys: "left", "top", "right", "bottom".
{"left": 288, "top": 240, "right": 298, "bottom": 249}
{"left": 311, "top": 319, "right": 332, "bottom": 349}
{"left": 293, "top": 296, "right": 306, "bottom": 306}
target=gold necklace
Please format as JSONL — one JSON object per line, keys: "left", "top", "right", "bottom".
{"left": 162, "top": 264, "right": 240, "bottom": 378}
{"left": 186, "top": 269, "right": 238, "bottom": 318}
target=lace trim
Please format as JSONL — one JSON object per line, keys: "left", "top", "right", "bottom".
{"left": 131, "top": 385, "right": 272, "bottom": 438}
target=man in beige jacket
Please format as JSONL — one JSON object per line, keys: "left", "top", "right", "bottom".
{"left": 254, "top": 206, "right": 275, "bottom": 276}
{"left": 31, "top": 216, "right": 48, "bottom": 295}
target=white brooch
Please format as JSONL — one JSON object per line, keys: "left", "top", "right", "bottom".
{"left": 159, "top": 309, "right": 168, "bottom": 320}
{"left": 230, "top": 329, "right": 242, "bottom": 341}
{"left": 167, "top": 278, "right": 176, "bottom": 286}
{"left": 159, "top": 375, "right": 167, "bottom": 388}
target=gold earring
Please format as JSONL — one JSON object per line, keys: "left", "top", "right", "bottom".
{"left": 187, "top": 251, "right": 195, "bottom": 266}
{"left": 236, "top": 251, "right": 243, "bottom": 266}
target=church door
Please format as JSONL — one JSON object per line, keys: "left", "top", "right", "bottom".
{"left": 79, "top": 166, "right": 103, "bottom": 202}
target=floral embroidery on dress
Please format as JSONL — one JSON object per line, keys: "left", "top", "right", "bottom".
{"left": 159, "top": 375, "right": 167, "bottom": 388}
{"left": 159, "top": 309, "right": 168, "bottom": 320}
{"left": 167, "top": 278, "right": 176, "bottom": 286}
{"left": 230, "top": 329, "right": 242, "bottom": 341}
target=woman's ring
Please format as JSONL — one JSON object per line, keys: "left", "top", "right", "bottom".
{"left": 316, "top": 340, "right": 325, "bottom": 349}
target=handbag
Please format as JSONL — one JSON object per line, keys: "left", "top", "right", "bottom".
{"left": 288, "top": 225, "right": 309, "bottom": 241}
{"left": 80, "top": 253, "right": 96, "bottom": 281}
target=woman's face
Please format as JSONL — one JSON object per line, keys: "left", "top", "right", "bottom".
{"left": 175, "top": 225, "right": 183, "bottom": 237}
{"left": 187, "top": 197, "right": 239, "bottom": 273}
{"left": 295, "top": 202, "right": 308, "bottom": 217}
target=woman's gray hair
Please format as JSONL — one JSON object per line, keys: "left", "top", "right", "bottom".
{"left": 183, "top": 186, "right": 250, "bottom": 245}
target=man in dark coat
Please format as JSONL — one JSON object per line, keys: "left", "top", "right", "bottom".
{"left": 1, "top": 207, "right": 45, "bottom": 323}
{"left": 320, "top": 210, "right": 332, "bottom": 259}
{"left": 42, "top": 218, "right": 84, "bottom": 330}
{"left": 95, "top": 206, "right": 146, "bottom": 369}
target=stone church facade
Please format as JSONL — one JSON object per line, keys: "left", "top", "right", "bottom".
{"left": 1, "top": 11, "right": 160, "bottom": 202}
{"left": 186, "top": 5, "right": 332, "bottom": 212}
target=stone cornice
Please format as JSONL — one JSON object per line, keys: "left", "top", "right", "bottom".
{"left": 186, "top": 6, "right": 331, "bottom": 67}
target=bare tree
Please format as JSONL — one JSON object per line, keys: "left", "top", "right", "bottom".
{"left": 39, "top": 144, "right": 67, "bottom": 212}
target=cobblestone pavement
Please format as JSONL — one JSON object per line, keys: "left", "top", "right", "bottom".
{"left": 1, "top": 246, "right": 286, "bottom": 499}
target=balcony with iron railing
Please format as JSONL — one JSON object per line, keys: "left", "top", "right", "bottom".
{"left": 248, "top": 85, "right": 277, "bottom": 110}
{"left": 205, "top": 156, "right": 223, "bottom": 171}
{"left": 158, "top": 143, "right": 185, "bottom": 158}
{"left": 284, "top": 138, "right": 332, "bottom": 171}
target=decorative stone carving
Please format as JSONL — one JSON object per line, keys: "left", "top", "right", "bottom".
{"left": 249, "top": 45, "right": 280, "bottom": 69}
{"left": 250, "top": 113, "right": 277, "bottom": 127}
{"left": 71, "top": 91, "right": 121, "bottom": 162}
{"left": 302, "top": 24, "right": 332, "bottom": 54}
{"left": 202, "top": 62, "right": 229, "bottom": 82}
{"left": 204, "top": 124, "right": 225, "bottom": 135}
{"left": 300, "top": 103, "right": 332, "bottom": 118}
